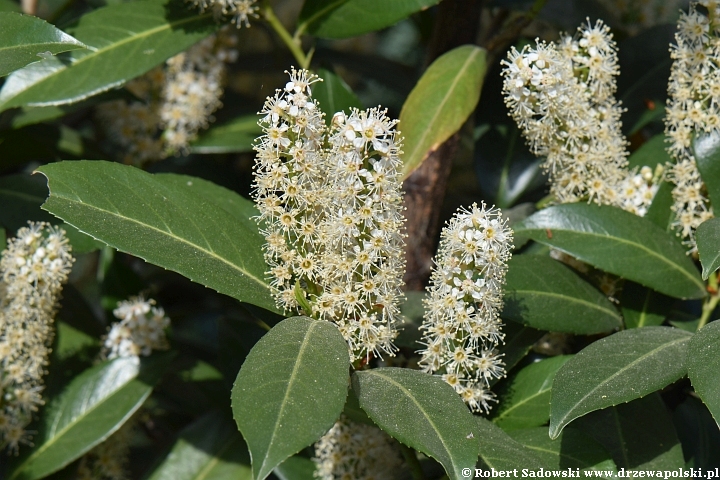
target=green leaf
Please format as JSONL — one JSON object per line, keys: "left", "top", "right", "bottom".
{"left": 549, "top": 326, "right": 692, "bottom": 439}
{"left": 314, "top": 68, "right": 362, "bottom": 124}
{"left": 400, "top": 45, "right": 487, "bottom": 178}
{"left": 627, "top": 134, "right": 671, "bottom": 171}
{"left": 692, "top": 130, "right": 720, "bottom": 207}
{"left": 644, "top": 180, "right": 675, "bottom": 232}
{"left": 189, "top": 114, "right": 261, "bottom": 154}
{"left": 351, "top": 367, "right": 479, "bottom": 480}
{"left": 475, "top": 417, "right": 550, "bottom": 471}
{"left": 0, "top": 0, "right": 217, "bottom": 111}
{"left": 146, "top": 411, "right": 251, "bottom": 480}
{"left": 0, "top": 12, "right": 86, "bottom": 77}
{"left": 514, "top": 203, "right": 706, "bottom": 299}
{"left": 672, "top": 396, "right": 720, "bottom": 468}
{"left": 496, "top": 322, "right": 544, "bottom": 377}
{"left": 507, "top": 428, "right": 617, "bottom": 476}
{"left": 273, "top": 456, "right": 316, "bottom": 480}
{"left": 0, "top": 0, "right": 21, "bottom": 12}
{"left": 299, "top": 0, "right": 440, "bottom": 39}
{"left": 36, "top": 160, "right": 278, "bottom": 313}
{"left": 492, "top": 356, "right": 572, "bottom": 430}
{"left": 696, "top": 218, "right": 720, "bottom": 280}
{"left": 574, "top": 394, "right": 685, "bottom": 470}
{"left": 232, "top": 316, "right": 350, "bottom": 480}
{"left": 620, "top": 282, "right": 673, "bottom": 329}
{"left": 687, "top": 320, "right": 720, "bottom": 427}
{"left": 503, "top": 255, "right": 622, "bottom": 334}
{"left": 9, "top": 354, "right": 170, "bottom": 480}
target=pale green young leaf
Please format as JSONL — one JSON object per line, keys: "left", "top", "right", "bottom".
{"left": 475, "top": 417, "right": 550, "bottom": 471}
{"left": 503, "top": 255, "right": 622, "bottom": 334}
{"left": 232, "top": 316, "right": 350, "bottom": 480}
{"left": 696, "top": 217, "right": 720, "bottom": 280}
{"left": 352, "top": 367, "right": 479, "bottom": 480}
{"left": 549, "top": 327, "right": 692, "bottom": 439}
{"left": 514, "top": 203, "right": 706, "bottom": 299}
{"left": 687, "top": 320, "right": 720, "bottom": 427}
{"left": 189, "top": 114, "right": 261, "bottom": 154}
{"left": 400, "top": 45, "right": 487, "bottom": 178}
{"left": 0, "top": 12, "right": 86, "bottom": 77}
{"left": 0, "top": 0, "right": 217, "bottom": 111}
{"left": 36, "top": 160, "right": 277, "bottom": 313}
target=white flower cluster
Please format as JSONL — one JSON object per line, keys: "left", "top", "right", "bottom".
{"left": 502, "top": 20, "right": 658, "bottom": 214}
{"left": 0, "top": 222, "right": 73, "bottom": 454}
{"left": 102, "top": 296, "right": 170, "bottom": 359}
{"left": 617, "top": 166, "right": 660, "bottom": 217}
{"left": 187, "top": 0, "right": 258, "bottom": 28}
{"left": 77, "top": 416, "right": 135, "bottom": 480}
{"left": 664, "top": 1, "right": 717, "bottom": 252}
{"left": 313, "top": 415, "right": 404, "bottom": 480}
{"left": 253, "top": 69, "right": 405, "bottom": 362}
{"left": 418, "top": 203, "right": 513, "bottom": 413}
{"left": 98, "top": 30, "right": 237, "bottom": 163}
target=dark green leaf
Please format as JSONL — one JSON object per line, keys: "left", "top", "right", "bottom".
{"left": 400, "top": 45, "right": 487, "bottom": 178}
{"left": 503, "top": 255, "right": 622, "bottom": 334}
{"left": 0, "top": 0, "right": 217, "bottom": 111}
{"left": 352, "top": 367, "right": 479, "bottom": 480}
{"left": 232, "top": 316, "right": 350, "bottom": 480}
{"left": 644, "top": 180, "right": 675, "bottom": 232}
{"left": 574, "top": 394, "right": 685, "bottom": 470}
{"left": 620, "top": 282, "right": 673, "bottom": 329}
{"left": 53, "top": 321, "right": 97, "bottom": 361}
{"left": 687, "top": 320, "right": 720, "bottom": 427}
{"left": 146, "top": 411, "right": 251, "bottom": 480}
{"left": 274, "top": 456, "right": 316, "bottom": 480}
{"left": 627, "top": 134, "right": 671, "bottom": 171}
{"left": 492, "top": 356, "right": 572, "bottom": 430}
{"left": 507, "top": 428, "right": 617, "bottom": 476}
{"left": 314, "top": 68, "right": 362, "bottom": 123}
{"left": 0, "top": 12, "right": 86, "bottom": 77}
{"left": 475, "top": 417, "right": 550, "bottom": 471}
{"left": 497, "top": 322, "right": 544, "bottom": 377}
{"left": 549, "top": 327, "right": 692, "bottom": 438}
{"left": 299, "top": 0, "right": 439, "bottom": 39}
{"left": 37, "top": 160, "right": 277, "bottom": 313}
{"left": 692, "top": 131, "right": 720, "bottom": 207}
{"left": 514, "top": 203, "right": 706, "bottom": 299}
{"left": 9, "top": 354, "right": 170, "bottom": 480}
{"left": 672, "top": 396, "right": 720, "bottom": 468}
{"left": 0, "top": 0, "right": 21, "bottom": 12}
{"left": 189, "top": 114, "right": 261, "bottom": 154}
{"left": 696, "top": 218, "right": 720, "bottom": 280}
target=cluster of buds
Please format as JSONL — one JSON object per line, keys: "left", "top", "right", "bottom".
{"left": 187, "top": 0, "right": 258, "bottom": 28}
{"left": 102, "top": 296, "right": 170, "bottom": 360}
{"left": 0, "top": 222, "right": 73, "bottom": 454}
{"left": 252, "top": 69, "right": 405, "bottom": 362}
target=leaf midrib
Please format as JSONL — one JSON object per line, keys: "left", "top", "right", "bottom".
{"left": 509, "top": 288, "right": 620, "bottom": 320}
{"left": 494, "top": 383, "right": 553, "bottom": 424}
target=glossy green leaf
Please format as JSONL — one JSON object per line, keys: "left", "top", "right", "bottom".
{"left": 0, "top": 12, "right": 86, "bottom": 77}
{"left": 352, "top": 367, "right": 479, "bottom": 480}
{"left": 696, "top": 217, "right": 720, "bottom": 280}
{"left": 672, "top": 396, "right": 720, "bottom": 468}
{"left": 503, "top": 255, "right": 622, "bottom": 334}
{"left": 314, "top": 68, "right": 362, "bottom": 124}
{"left": 645, "top": 180, "right": 675, "bottom": 231}
{"left": 507, "top": 428, "right": 616, "bottom": 476}
{"left": 692, "top": 131, "right": 720, "bottom": 207}
{"left": 627, "top": 134, "right": 671, "bottom": 170}
{"left": 400, "top": 45, "right": 486, "bottom": 178}
{"left": 36, "top": 160, "right": 277, "bottom": 312}
{"left": 496, "top": 322, "right": 544, "bottom": 377}
{"left": 273, "top": 456, "right": 316, "bottom": 480}
{"left": 687, "top": 320, "right": 720, "bottom": 427}
{"left": 147, "top": 411, "right": 251, "bottom": 480}
{"left": 620, "top": 282, "right": 673, "bottom": 329}
{"left": 0, "top": 0, "right": 217, "bottom": 111}
{"left": 514, "top": 203, "right": 706, "bottom": 299}
{"left": 9, "top": 355, "right": 170, "bottom": 480}
{"left": 492, "top": 356, "right": 572, "bottom": 430}
{"left": 189, "top": 114, "right": 261, "bottom": 154}
{"left": 549, "top": 326, "right": 692, "bottom": 438}
{"left": 232, "top": 316, "right": 350, "bottom": 480}
{"left": 299, "top": 0, "right": 439, "bottom": 39}
{"left": 475, "top": 417, "right": 550, "bottom": 471}
{"left": 574, "top": 394, "right": 685, "bottom": 470}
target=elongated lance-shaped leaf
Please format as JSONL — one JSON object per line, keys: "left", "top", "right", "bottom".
{"left": 549, "top": 327, "right": 692, "bottom": 439}
{"left": 475, "top": 417, "right": 550, "bottom": 471}
{"left": 314, "top": 68, "right": 362, "bottom": 125}
{"left": 400, "top": 45, "right": 487, "bottom": 178}
{"left": 620, "top": 282, "right": 673, "bottom": 329}
{"left": 146, "top": 411, "right": 251, "bottom": 480}
{"left": 9, "top": 354, "right": 170, "bottom": 480}
{"left": 232, "top": 316, "right": 350, "bottom": 480}
{"left": 352, "top": 367, "right": 480, "bottom": 480}
{"left": 0, "top": 0, "right": 218, "bottom": 111}
{"left": 36, "top": 160, "right": 278, "bottom": 312}
{"left": 0, "top": 12, "right": 86, "bottom": 77}
{"left": 190, "top": 114, "right": 261, "bottom": 154}
{"left": 687, "top": 320, "right": 720, "bottom": 427}
{"left": 692, "top": 131, "right": 720, "bottom": 207}
{"left": 514, "top": 203, "right": 706, "bottom": 299}
{"left": 696, "top": 217, "right": 720, "bottom": 280}
{"left": 503, "top": 255, "right": 622, "bottom": 334}
{"left": 492, "top": 356, "right": 572, "bottom": 430}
